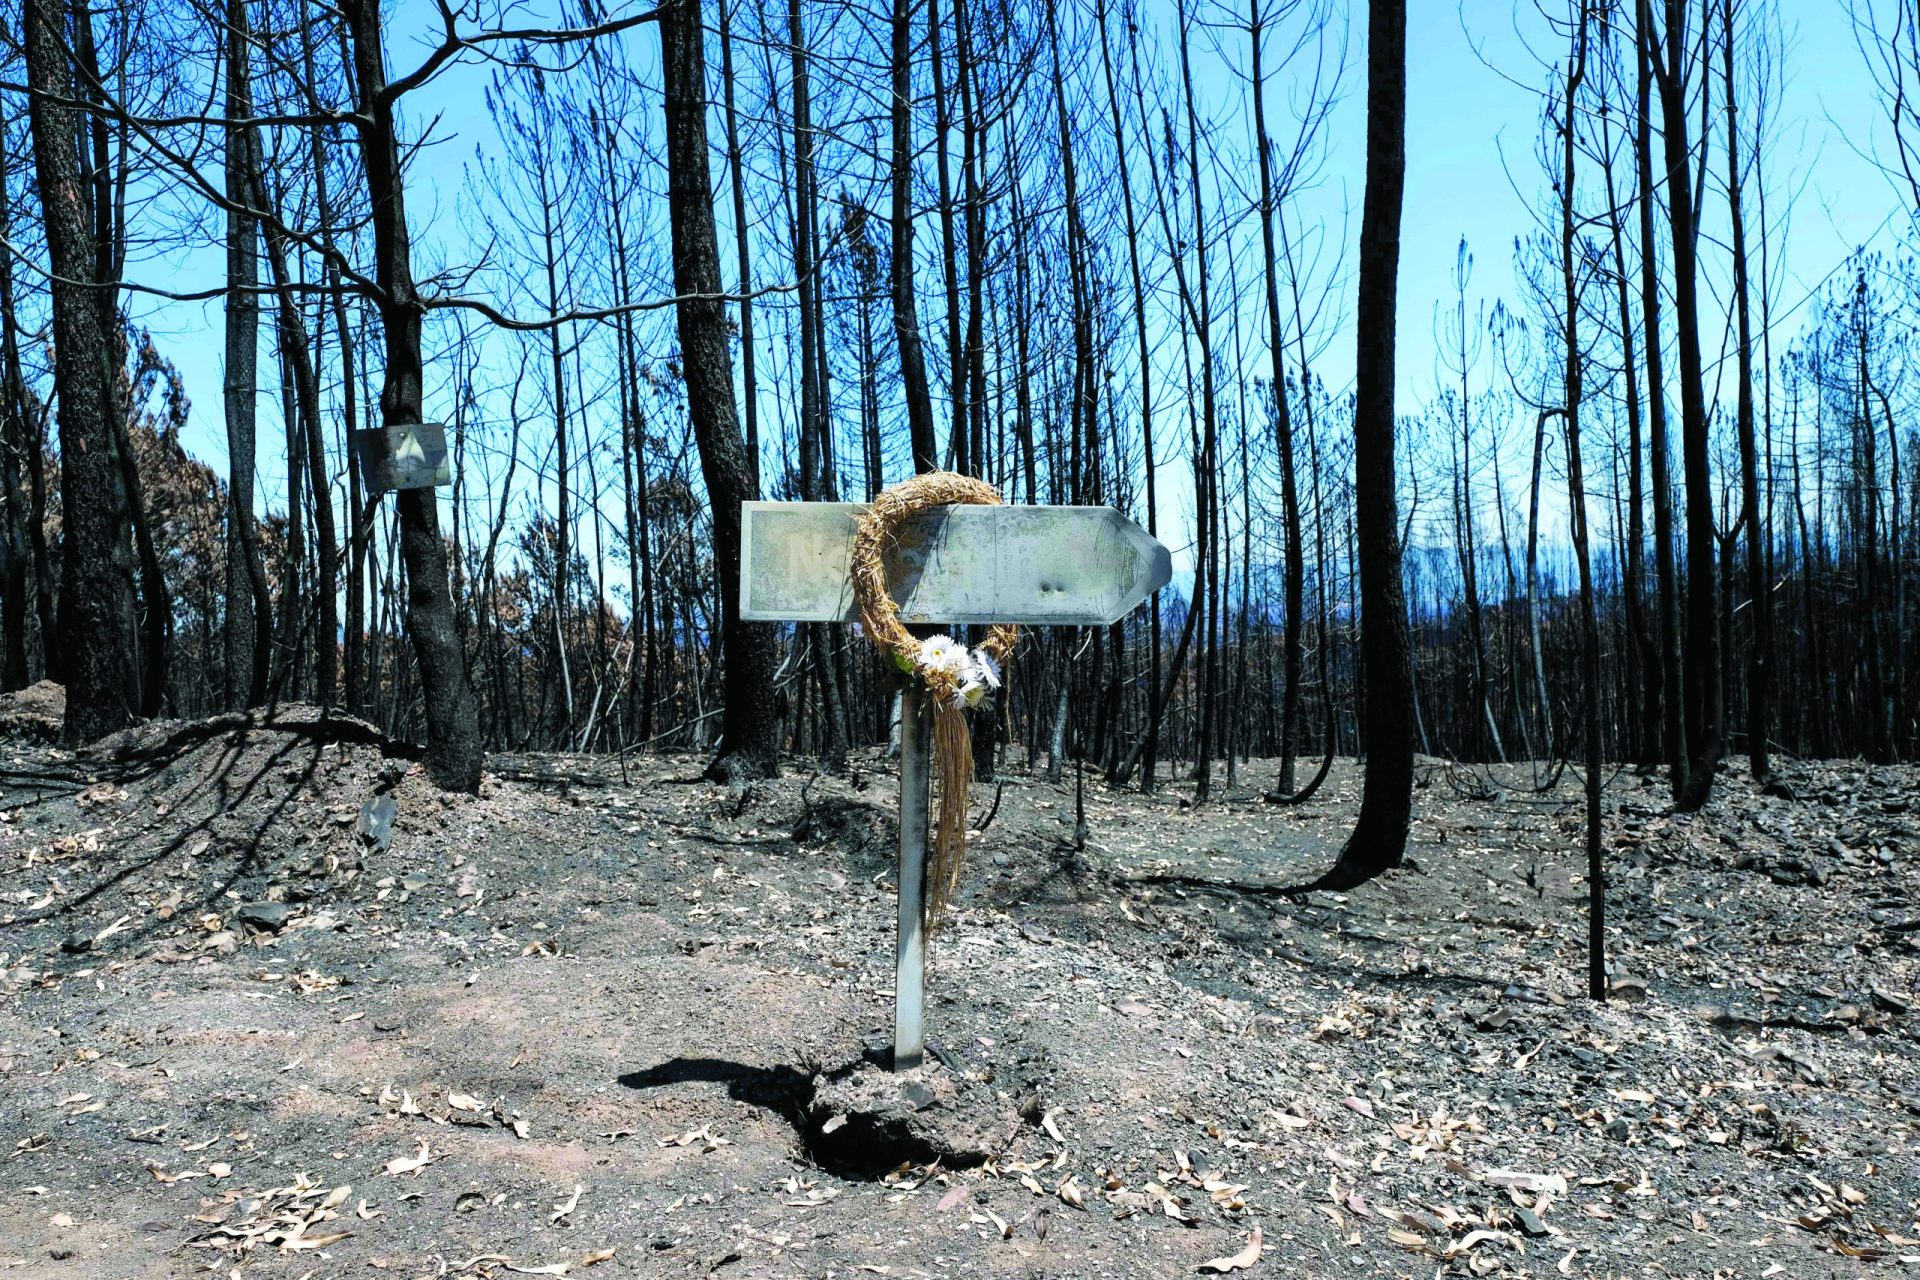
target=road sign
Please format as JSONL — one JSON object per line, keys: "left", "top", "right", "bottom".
{"left": 740, "top": 499, "right": 1173, "bottom": 1072}
{"left": 740, "top": 501, "right": 1171, "bottom": 626}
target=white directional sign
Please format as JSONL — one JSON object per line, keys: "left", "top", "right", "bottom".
{"left": 741, "top": 502, "right": 1172, "bottom": 626}
{"left": 740, "top": 498, "right": 1172, "bottom": 1073}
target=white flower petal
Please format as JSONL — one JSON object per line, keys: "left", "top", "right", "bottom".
{"left": 917, "top": 635, "right": 969, "bottom": 675}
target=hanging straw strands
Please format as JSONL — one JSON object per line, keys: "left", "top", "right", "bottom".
{"left": 850, "top": 472, "right": 1020, "bottom": 925}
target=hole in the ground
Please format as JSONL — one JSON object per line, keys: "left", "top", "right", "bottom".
{"left": 618, "top": 1055, "right": 1001, "bottom": 1182}
{"left": 802, "top": 1101, "right": 972, "bottom": 1181}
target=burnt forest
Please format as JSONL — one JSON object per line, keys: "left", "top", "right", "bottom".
{"left": 2, "top": 0, "right": 1920, "bottom": 1276}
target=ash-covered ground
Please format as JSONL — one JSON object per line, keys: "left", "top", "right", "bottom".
{"left": 2, "top": 698, "right": 1917, "bottom": 1278}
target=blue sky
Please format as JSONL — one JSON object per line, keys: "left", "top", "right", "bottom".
{"left": 1395, "top": 1, "right": 1894, "bottom": 399}
{"left": 125, "top": 0, "right": 1906, "bottom": 560}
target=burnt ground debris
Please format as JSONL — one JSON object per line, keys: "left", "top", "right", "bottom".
{"left": 0, "top": 706, "right": 1917, "bottom": 1276}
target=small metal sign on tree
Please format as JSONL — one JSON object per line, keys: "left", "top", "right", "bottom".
{"left": 742, "top": 472, "right": 1171, "bottom": 1070}
{"left": 353, "top": 422, "right": 452, "bottom": 493}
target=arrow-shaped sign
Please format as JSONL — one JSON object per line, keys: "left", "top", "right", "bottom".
{"left": 738, "top": 496, "right": 1172, "bottom": 1075}
{"left": 740, "top": 501, "right": 1172, "bottom": 626}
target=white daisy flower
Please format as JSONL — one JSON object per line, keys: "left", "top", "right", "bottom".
{"left": 916, "top": 634, "right": 969, "bottom": 676}
{"left": 972, "top": 650, "right": 1002, "bottom": 690}
{"left": 955, "top": 673, "right": 988, "bottom": 709}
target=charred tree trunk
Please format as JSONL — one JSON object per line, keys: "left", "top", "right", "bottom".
{"left": 891, "top": 0, "right": 939, "bottom": 473}
{"left": 1555, "top": 9, "right": 1604, "bottom": 999}
{"left": 1250, "top": 0, "right": 1307, "bottom": 794}
{"left": 1099, "top": 1, "right": 1163, "bottom": 792}
{"left": 0, "top": 154, "right": 36, "bottom": 688}
{"left": 1638, "top": 0, "right": 1687, "bottom": 800}
{"left": 1318, "top": 0, "right": 1411, "bottom": 889}
{"left": 660, "top": 0, "right": 780, "bottom": 782}
{"left": 304, "top": 0, "right": 365, "bottom": 715}
{"left": 224, "top": 0, "right": 274, "bottom": 710}
{"left": 929, "top": 0, "right": 965, "bottom": 471}
{"left": 1526, "top": 406, "right": 1559, "bottom": 762}
{"left": 787, "top": 0, "right": 848, "bottom": 766}
{"left": 343, "top": 0, "right": 483, "bottom": 790}
{"left": 1722, "top": 0, "right": 1767, "bottom": 781}
{"left": 68, "top": 0, "right": 166, "bottom": 717}
{"left": 23, "top": 0, "right": 139, "bottom": 742}
{"left": 246, "top": 135, "right": 338, "bottom": 707}
{"left": 1171, "top": 0, "right": 1221, "bottom": 801}
{"left": 718, "top": 0, "right": 758, "bottom": 490}
{"left": 1600, "top": 97, "right": 1654, "bottom": 765}
{"left": 1653, "top": 0, "right": 1721, "bottom": 809}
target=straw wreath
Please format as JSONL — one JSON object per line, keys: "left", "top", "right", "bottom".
{"left": 850, "top": 472, "right": 1018, "bottom": 926}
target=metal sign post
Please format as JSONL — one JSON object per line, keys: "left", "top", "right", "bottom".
{"left": 741, "top": 500, "right": 1171, "bottom": 1070}
{"left": 893, "top": 684, "right": 932, "bottom": 1070}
